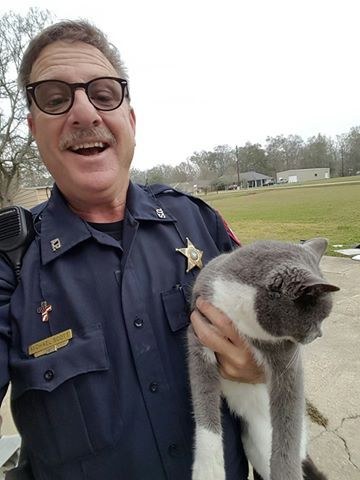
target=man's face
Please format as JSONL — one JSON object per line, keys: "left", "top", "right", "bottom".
{"left": 27, "top": 41, "right": 136, "bottom": 204}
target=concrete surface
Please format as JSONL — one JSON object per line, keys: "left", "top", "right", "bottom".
{"left": 0, "top": 256, "right": 359, "bottom": 479}
{"left": 304, "top": 256, "right": 360, "bottom": 480}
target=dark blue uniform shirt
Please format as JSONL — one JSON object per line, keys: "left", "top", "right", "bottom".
{"left": 0, "top": 183, "right": 249, "bottom": 479}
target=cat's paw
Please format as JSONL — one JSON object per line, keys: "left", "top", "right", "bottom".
{"left": 192, "top": 427, "right": 225, "bottom": 480}
{"left": 192, "top": 458, "right": 226, "bottom": 480}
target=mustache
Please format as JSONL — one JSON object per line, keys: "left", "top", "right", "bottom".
{"left": 59, "top": 127, "right": 117, "bottom": 151}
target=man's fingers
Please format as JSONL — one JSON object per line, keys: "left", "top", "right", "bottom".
{"left": 192, "top": 297, "right": 266, "bottom": 384}
{"left": 216, "top": 352, "right": 266, "bottom": 384}
{"left": 195, "top": 298, "right": 247, "bottom": 348}
{"left": 191, "top": 310, "right": 265, "bottom": 383}
{"left": 191, "top": 308, "right": 248, "bottom": 358}
{"left": 190, "top": 308, "right": 227, "bottom": 352}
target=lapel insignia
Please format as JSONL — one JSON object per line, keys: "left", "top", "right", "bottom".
{"left": 50, "top": 238, "right": 61, "bottom": 251}
{"left": 176, "top": 237, "right": 203, "bottom": 273}
{"left": 155, "top": 208, "right": 166, "bottom": 219}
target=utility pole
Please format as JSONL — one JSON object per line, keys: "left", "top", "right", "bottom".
{"left": 235, "top": 145, "right": 240, "bottom": 185}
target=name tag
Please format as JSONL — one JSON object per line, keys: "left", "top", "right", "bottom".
{"left": 28, "top": 329, "right": 73, "bottom": 357}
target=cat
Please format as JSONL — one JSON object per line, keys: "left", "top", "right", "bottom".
{"left": 187, "top": 238, "right": 339, "bottom": 480}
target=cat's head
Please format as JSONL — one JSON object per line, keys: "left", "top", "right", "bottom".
{"left": 256, "top": 238, "right": 339, "bottom": 344}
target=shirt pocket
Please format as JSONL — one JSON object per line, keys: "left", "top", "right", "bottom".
{"left": 161, "top": 284, "right": 192, "bottom": 333}
{"left": 161, "top": 284, "right": 191, "bottom": 333}
{"left": 10, "top": 325, "right": 121, "bottom": 466}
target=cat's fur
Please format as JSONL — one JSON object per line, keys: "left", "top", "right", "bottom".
{"left": 188, "top": 238, "right": 339, "bottom": 480}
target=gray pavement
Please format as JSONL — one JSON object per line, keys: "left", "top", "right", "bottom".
{"left": 0, "top": 256, "right": 359, "bottom": 479}
{"left": 304, "top": 256, "right": 360, "bottom": 480}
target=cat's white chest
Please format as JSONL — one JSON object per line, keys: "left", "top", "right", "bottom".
{"left": 221, "top": 379, "right": 272, "bottom": 480}
{"left": 206, "top": 277, "right": 274, "bottom": 479}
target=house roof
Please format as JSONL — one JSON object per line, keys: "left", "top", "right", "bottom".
{"left": 219, "top": 171, "right": 272, "bottom": 183}
{"left": 239, "top": 171, "right": 272, "bottom": 181}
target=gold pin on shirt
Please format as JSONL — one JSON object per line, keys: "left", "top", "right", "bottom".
{"left": 28, "top": 329, "right": 73, "bottom": 358}
{"left": 176, "top": 237, "right": 203, "bottom": 273}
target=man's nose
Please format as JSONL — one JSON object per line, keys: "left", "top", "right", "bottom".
{"left": 67, "top": 89, "right": 102, "bottom": 127}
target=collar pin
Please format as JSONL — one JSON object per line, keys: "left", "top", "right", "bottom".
{"left": 50, "top": 238, "right": 61, "bottom": 251}
{"left": 156, "top": 208, "right": 166, "bottom": 219}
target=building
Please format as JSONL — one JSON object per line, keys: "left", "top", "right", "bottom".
{"left": 12, "top": 186, "right": 52, "bottom": 209}
{"left": 219, "top": 171, "right": 273, "bottom": 189}
{"left": 276, "top": 168, "right": 330, "bottom": 183}
{"left": 238, "top": 171, "right": 273, "bottom": 188}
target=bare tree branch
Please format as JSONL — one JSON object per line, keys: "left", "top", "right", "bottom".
{"left": 0, "top": 8, "right": 55, "bottom": 206}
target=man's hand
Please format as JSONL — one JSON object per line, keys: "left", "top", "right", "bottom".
{"left": 190, "top": 297, "right": 265, "bottom": 384}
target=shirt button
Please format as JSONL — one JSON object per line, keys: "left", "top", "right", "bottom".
{"left": 134, "top": 317, "right": 144, "bottom": 328}
{"left": 149, "top": 382, "right": 159, "bottom": 393}
{"left": 44, "top": 369, "right": 54, "bottom": 381}
{"left": 168, "top": 443, "right": 184, "bottom": 457}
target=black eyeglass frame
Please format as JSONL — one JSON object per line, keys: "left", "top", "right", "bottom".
{"left": 25, "top": 76, "right": 129, "bottom": 115}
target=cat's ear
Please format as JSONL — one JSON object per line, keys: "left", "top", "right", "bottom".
{"left": 301, "top": 238, "right": 328, "bottom": 263}
{"left": 301, "top": 280, "right": 340, "bottom": 298}
{"left": 266, "top": 267, "right": 339, "bottom": 300}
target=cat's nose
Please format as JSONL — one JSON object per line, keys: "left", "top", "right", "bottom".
{"left": 302, "top": 328, "right": 323, "bottom": 344}
{"left": 312, "top": 328, "right": 323, "bottom": 342}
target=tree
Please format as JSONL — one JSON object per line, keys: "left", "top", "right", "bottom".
{"left": 265, "top": 134, "right": 305, "bottom": 174}
{"left": 145, "top": 164, "right": 176, "bottom": 184}
{"left": 303, "top": 134, "right": 334, "bottom": 169}
{"left": 130, "top": 168, "right": 147, "bottom": 184}
{"left": 211, "top": 145, "right": 236, "bottom": 177}
{"left": 188, "top": 150, "right": 217, "bottom": 181}
{"left": 0, "top": 8, "right": 54, "bottom": 207}
{"left": 342, "top": 127, "right": 360, "bottom": 176}
{"left": 236, "top": 142, "right": 268, "bottom": 175}
{"left": 188, "top": 145, "right": 236, "bottom": 181}
{"left": 171, "top": 161, "right": 197, "bottom": 183}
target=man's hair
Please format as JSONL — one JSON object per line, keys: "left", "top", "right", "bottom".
{"left": 18, "top": 19, "right": 129, "bottom": 93}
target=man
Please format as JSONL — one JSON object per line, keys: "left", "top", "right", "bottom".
{"left": 0, "top": 20, "right": 263, "bottom": 479}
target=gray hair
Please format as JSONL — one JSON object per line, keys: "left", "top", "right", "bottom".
{"left": 18, "top": 19, "right": 130, "bottom": 98}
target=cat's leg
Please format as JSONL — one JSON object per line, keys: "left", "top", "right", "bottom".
{"left": 253, "top": 471, "right": 265, "bottom": 480}
{"left": 188, "top": 326, "right": 225, "bottom": 480}
{"left": 300, "top": 415, "right": 328, "bottom": 479}
{"left": 267, "top": 347, "right": 304, "bottom": 480}
{"left": 221, "top": 379, "right": 272, "bottom": 480}
{"left": 302, "top": 455, "right": 328, "bottom": 480}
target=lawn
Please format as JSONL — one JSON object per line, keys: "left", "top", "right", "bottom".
{"left": 199, "top": 178, "right": 360, "bottom": 256}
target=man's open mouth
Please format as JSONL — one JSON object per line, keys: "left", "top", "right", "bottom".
{"left": 69, "top": 142, "right": 109, "bottom": 156}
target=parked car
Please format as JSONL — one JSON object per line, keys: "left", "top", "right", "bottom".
{"left": 228, "top": 184, "right": 238, "bottom": 190}
{"left": 263, "top": 179, "right": 275, "bottom": 186}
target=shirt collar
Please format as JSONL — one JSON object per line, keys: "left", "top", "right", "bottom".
{"left": 39, "top": 182, "right": 176, "bottom": 265}
{"left": 125, "top": 182, "right": 176, "bottom": 222}
{"left": 39, "top": 185, "right": 92, "bottom": 265}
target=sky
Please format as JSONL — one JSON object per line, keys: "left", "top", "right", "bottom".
{"left": 1, "top": 0, "right": 360, "bottom": 170}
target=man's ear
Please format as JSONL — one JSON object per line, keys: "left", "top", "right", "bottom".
{"left": 27, "top": 113, "right": 36, "bottom": 137}
{"left": 129, "top": 107, "right": 136, "bottom": 134}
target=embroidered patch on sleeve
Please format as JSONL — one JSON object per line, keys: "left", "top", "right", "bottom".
{"left": 217, "top": 212, "right": 242, "bottom": 246}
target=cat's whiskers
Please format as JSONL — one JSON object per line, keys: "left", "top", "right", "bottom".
{"left": 274, "top": 347, "right": 301, "bottom": 385}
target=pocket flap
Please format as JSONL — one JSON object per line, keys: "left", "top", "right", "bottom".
{"left": 161, "top": 285, "right": 191, "bottom": 332}
{"left": 10, "top": 326, "right": 109, "bottom": 399}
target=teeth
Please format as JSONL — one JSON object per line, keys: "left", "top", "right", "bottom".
{"left": 71, "top": 142, "right": 105, "bottom": 151}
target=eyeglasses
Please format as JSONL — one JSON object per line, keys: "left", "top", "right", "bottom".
{"left": 25, "top": 77, "right": 129, "bottom": 115}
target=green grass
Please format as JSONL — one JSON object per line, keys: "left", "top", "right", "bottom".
{"left": 198, "top": 178, "right": 360, "bottom": 256}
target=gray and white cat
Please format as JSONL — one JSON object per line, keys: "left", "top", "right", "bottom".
{"left": 188, "top": 238, "right": 339, "bottom": 480}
